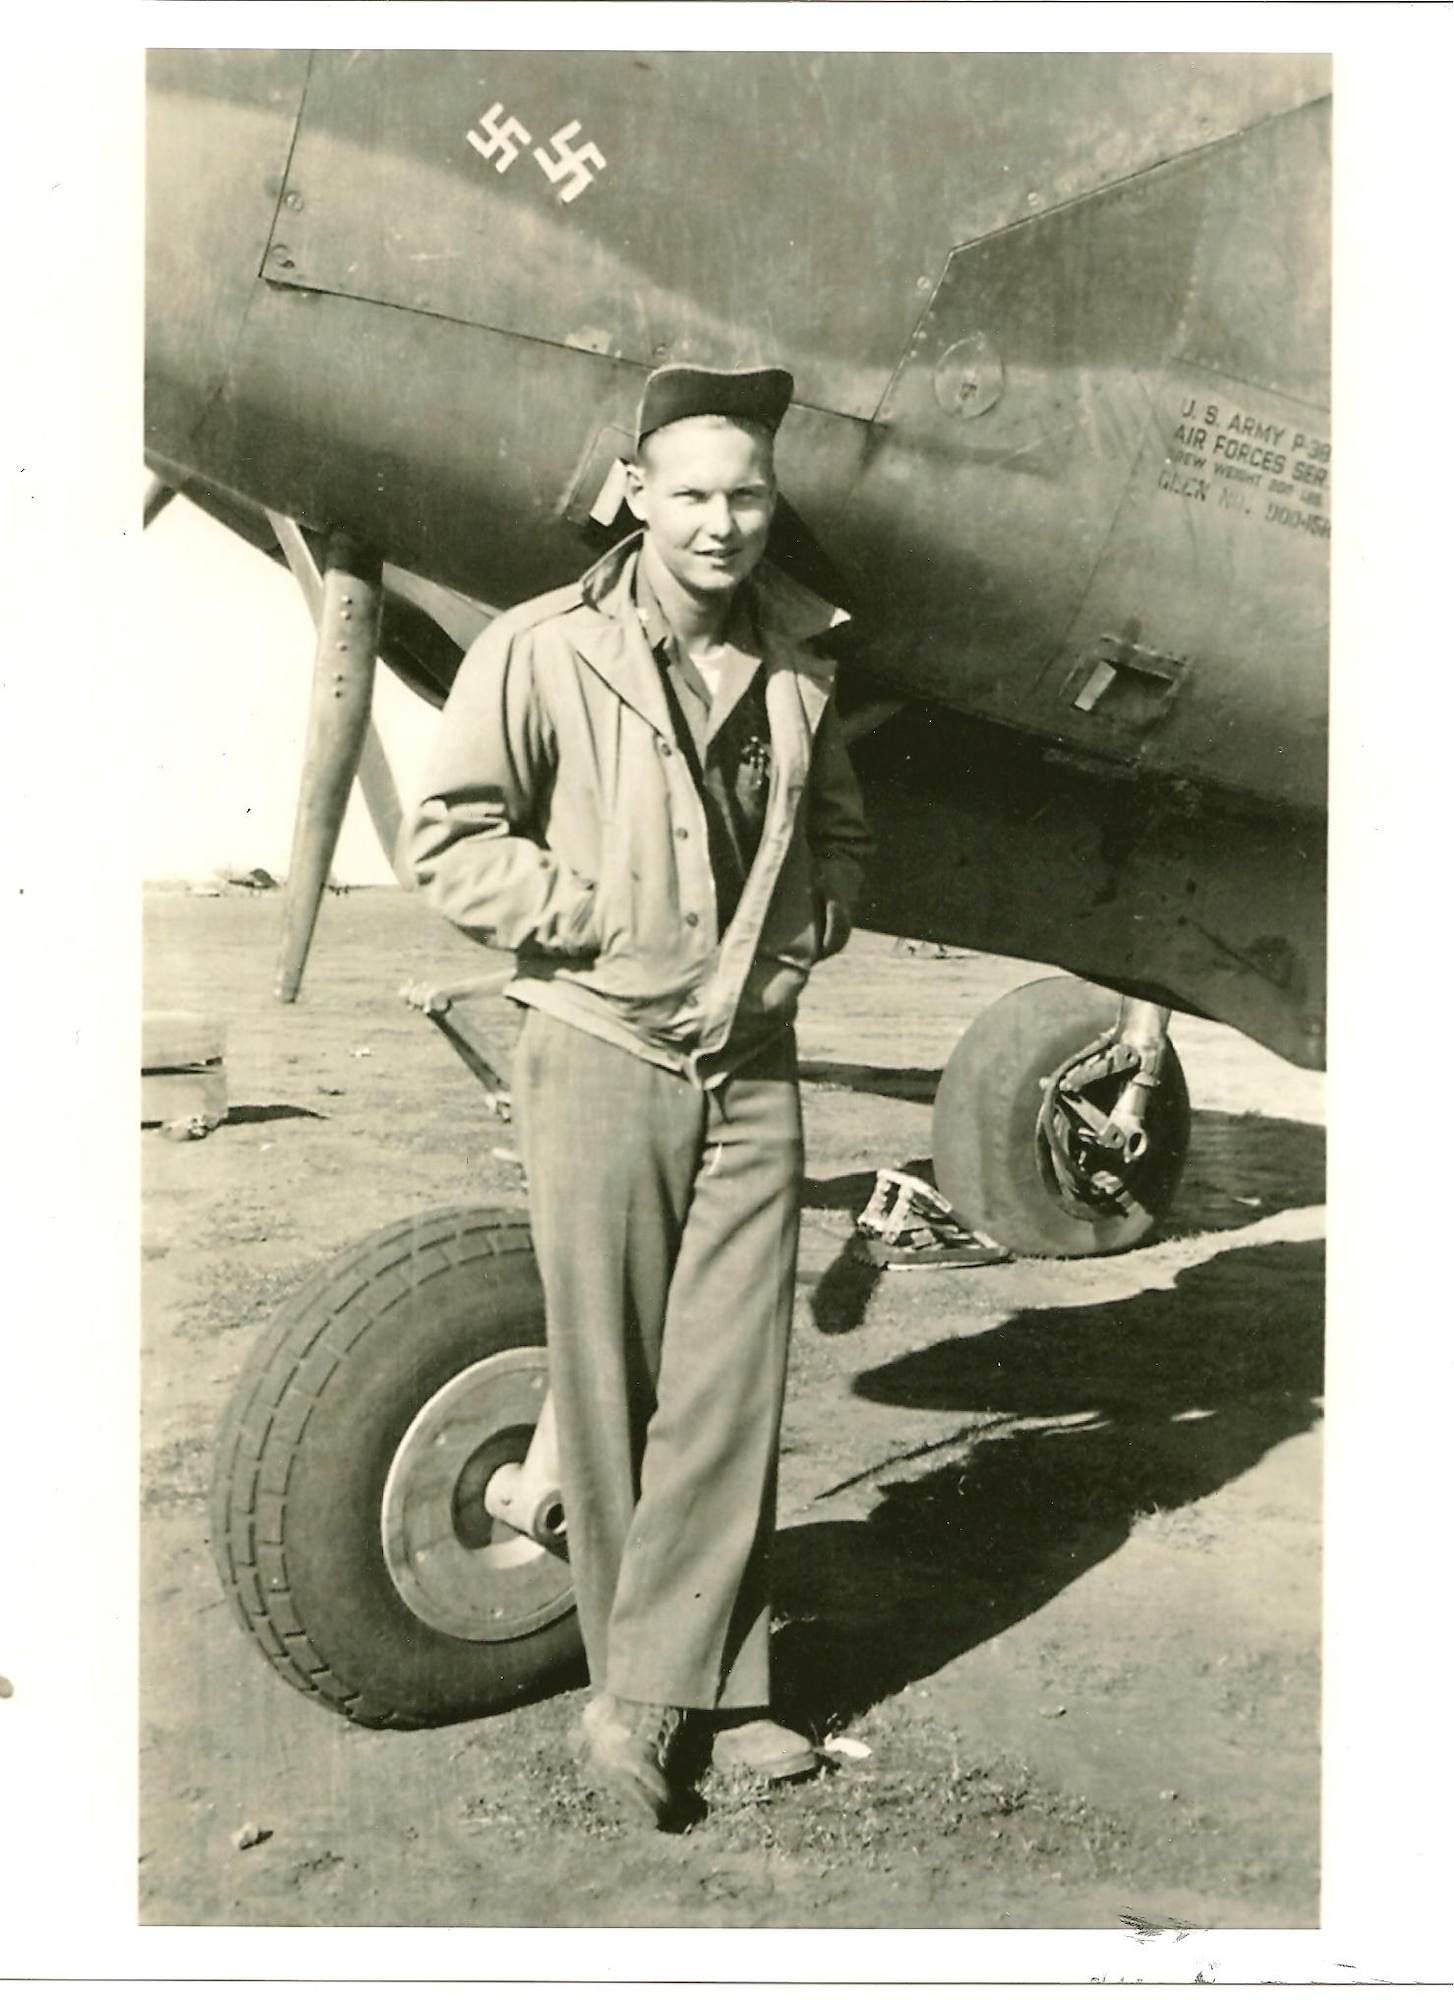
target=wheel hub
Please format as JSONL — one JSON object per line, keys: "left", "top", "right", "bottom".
{"left": 380, "top": 1348, "right": 573, "bottom": 1642}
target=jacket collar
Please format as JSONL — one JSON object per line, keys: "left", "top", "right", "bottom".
{"left": 581, "top": 531, "right": 846, "bottom": 649}
{"left": 634, "top": 557, "right": 761, "bottom": 667}
{"left": 570, "top": 533, "right": 845, "bottom": 737}
{"left": 634, "top": 560, "right": 765, "bottom": 749}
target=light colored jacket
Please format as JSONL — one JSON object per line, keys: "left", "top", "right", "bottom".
{"left": 405, "top": 534, "right": 873, "bottom": 1082}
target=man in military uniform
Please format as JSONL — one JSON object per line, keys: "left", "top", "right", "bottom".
{"left": 407, "top": 364, "right": 873, "bottom": 1827}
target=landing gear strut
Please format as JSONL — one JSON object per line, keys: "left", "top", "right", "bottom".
{"left": 271, "top": 527, "right": 384, "bottom": 1001}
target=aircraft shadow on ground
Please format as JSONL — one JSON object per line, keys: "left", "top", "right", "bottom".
{"left": 224, "top": 1103, "right": 331, "bottom": 1125}
{"left": 770, "top": 1233, "right": 1324, "bottom": 1734}
{"left": 1170, "top": 1110, "right": 1324, "bottom": 1234}
{"left": 799, "top": 1061, "right": 941, "bottom": 1105}
{"left": 798, "top": 1109, "right": 1325, "bottom": 1336}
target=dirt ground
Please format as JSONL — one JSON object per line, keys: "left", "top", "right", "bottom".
{"left": 140, "top": 885, "right": 1324, "bottom": 1931}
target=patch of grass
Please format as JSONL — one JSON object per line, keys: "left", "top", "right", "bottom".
{"left": 452, "top": 1698, "right": 1141, "bottom": 1888}
{"left": 486, "top": 1708, "right": 1125, "bottom": 1882}
{"left": 457, "top": 1711, "right": 643, "bottom": 1843}
{"left": 691, "top": 1716, "right": 1130, "bottom": 1880}
{"left": 1131, "top": 1502, "right": 1219, "bottom": 1551}
{"left": 141, "top": 1433, "right": 212, "bottom": 1513}
{"left": 177, "top": 1257, "right": 320, "bottom": 1335}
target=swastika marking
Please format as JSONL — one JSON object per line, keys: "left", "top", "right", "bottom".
{"left": 533, "top": 121, "right": 606, "bottom": 204}
{"left": 466, "top": 103, "right": 532, "bottom": 173}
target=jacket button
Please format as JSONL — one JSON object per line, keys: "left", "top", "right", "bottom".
{"left": 674, "top": 826, "right": 689, "bottom": 841}
{"left": 659, "top": 740, "right": 673, "bottom": 757}
{"left": 684, "top": 911, "right": 700, "bottom": 927}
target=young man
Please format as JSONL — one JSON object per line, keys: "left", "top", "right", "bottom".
{"left": 406, "top": 364, "right": 873, "bottom": 1827}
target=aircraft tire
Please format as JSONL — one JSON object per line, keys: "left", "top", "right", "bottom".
{"left": 931, "top": 976, "right": 1190, "bottom": 1258}
{"left": 210, "top": 1207, "right": 582, "bottom": 1728}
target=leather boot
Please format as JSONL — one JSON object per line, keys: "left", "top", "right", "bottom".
{"left": 711, "top": 1714, "right": 820, "bottom": 1781}
{"left": 579, "top": 1694, "right": 687, "bottom": 1828}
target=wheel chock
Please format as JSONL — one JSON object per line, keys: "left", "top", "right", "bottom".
{"left": 855, "top": 1169, "right": 1011, "bottom": 1270}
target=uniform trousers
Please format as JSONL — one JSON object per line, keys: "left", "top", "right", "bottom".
{"left": 512, "top": 1006, "right": 803, "bottom": 1710}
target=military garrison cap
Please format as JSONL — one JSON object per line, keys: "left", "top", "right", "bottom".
{"left": 635, "top": 364, "right": 794, "bottom": 449}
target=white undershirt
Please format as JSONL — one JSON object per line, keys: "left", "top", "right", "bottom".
{"left": 688, "top": 644, "right": 726, "bottom": 701}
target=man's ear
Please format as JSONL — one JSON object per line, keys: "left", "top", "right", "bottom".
{"left": 623, "top": 460, "right": 648, "bottom": 524}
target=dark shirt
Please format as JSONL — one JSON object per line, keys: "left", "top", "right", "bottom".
{"left": 635, "top": 570, "right": 774, "bottom": 938}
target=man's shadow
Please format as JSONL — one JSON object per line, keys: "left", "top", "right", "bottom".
{"left": 770, "top": 1232, "right": 1324, "bottom": 1733}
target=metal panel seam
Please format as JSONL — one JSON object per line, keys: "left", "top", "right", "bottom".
{"left": 869, "top": 95, "right": 1332, "bottom": 432}
{"left": 173, "top": 53, "right": 316, "bottom": 468}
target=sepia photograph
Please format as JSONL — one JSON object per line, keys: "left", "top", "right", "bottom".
{"left": 135, "top": 40, "right": 1334, "bottom": 1932}
{"left": 7, "top": 6, "right": 1446, "bottom": 1979}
